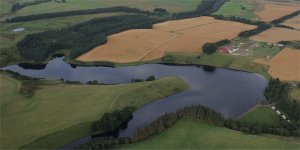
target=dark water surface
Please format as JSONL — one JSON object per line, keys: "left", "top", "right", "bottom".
{"left": 2, "top": 57, "right": 267, "bottom": 146}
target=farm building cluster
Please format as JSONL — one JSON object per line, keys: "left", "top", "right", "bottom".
{"left": 219, "top": 41, "right": 259, "bottom": 56}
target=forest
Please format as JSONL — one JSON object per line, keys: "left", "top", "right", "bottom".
{"left": 10, "top": 0, "right": 52, "bottom": 12}
{"left": 16, "top": 15, "right": 159, "bottom": 61}
{"left": 203, "top": 39, "right": 230, "bottom": 54}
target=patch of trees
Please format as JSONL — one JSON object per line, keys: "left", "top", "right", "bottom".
{"left": 78, "top": 136, "right": 131, "bottom": 149}
{"left": 132, "top": 105, "right": 225, "bottom": 141}
{"left": 225, "top": 119, "right": 300, "bottom": 137}
{"left": 153, "top": 8, "right": 168, "bottom": 16}
{"left": 7, "top": 6, "right": 154, "bottom": 23}
{"left": 92, "top": 107, "right": 137, "bottom": 132}
{"left": 203, "top": 39, "right": 230, "bottom": 54}
{"left": 213, "top": 15, "right": 272, "bottom": 37}
{"left": 271, "top": 10, "right": 300, "bottom": 24}
{"left": 172, "top": 0, "right": 228, "bottom": 19}
{"left": 278, "top": 41, "right": 300, "bottom": 49}
{"left": 265, "top": 78, "right": 300, "bottom": 121}
{"left": 11, "top": 0, "right": 52, "bottom": 12}
{"left": 131, "top": 75, "right": 156, "bottom": 82}
{"left": 16, "top": 15, "right": 158, "bottom": 61}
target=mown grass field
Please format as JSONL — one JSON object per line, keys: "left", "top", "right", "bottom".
{"left": 240, "top": 105, "right": 281, "bottom": 126}
{"left": 0, "top": 73, "right": 189, "bottom": 149}
{"left": 121, "top": 119, "right": 300, "bottom": 149}
{"left": 214, "top": 0, "right": 257, "bottom": 19}
{"left": 2, "top": 0, "right": 202, "bottom": 18}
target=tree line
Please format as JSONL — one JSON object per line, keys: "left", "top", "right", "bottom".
{"left": 203, "top": 39, "right": 230, "bottom": 54}
{"left": 212, "top": 15, "right": 272, "bottom": 37}
{"left": 271, "top": 10, "right": 300, "bottom": 24}
{"left": 11, "top": 0, "right": 52, "bottom": 12}
{"left": 16, "top": 15, "right": 159, "bottom": 61}
{"left": 131, "top": 75, "right": 156, "bottom": 82}
{"left": 171, "top": 0, "right": 228, "bottom": 19}
{"left": 7, "top": 6, "right": 155, "bottom": 23}
{"left": 264, "top": 78, "right": 300, "bottom": 121}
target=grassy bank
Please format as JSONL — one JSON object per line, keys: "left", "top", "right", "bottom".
{"left": 0, "top": 73, "right": 189, "bottom": 149}
{"left": 239, "top": 105, "right": 281, "bottom": 126}
{"left": 121, "top": 119, "right": 300, "bottom": 149}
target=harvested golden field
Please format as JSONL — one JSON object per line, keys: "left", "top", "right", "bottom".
{"left": 254, "top": 4, "right": 299, "bottom": 22}
{"left": 282, "top": 15, "right": 300, "bottom": 30}
{"left": 77, "top": 17, "right": 256, "bottom": 63}
{"left": 250, "top": 27, "right": 300, "bottom": 43}
{"left": 255, "top": 48, "right": 300, "bottom": 82}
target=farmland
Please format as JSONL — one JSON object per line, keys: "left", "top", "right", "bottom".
{"left": 77, "top": 16, "right": 256, "bottom": 63}
{"left": 240, "top": 106, "right": 281, "bottom": 126}
{"left": 282, "top": 15, "right": 300, "bottom": 30}
{"left": 254, "top": 3, "right": 299, "bottom": 22}
{"left": 250, "top": 27, "right": 300, "bottom": 43}
{"left": 1, "top": 0, "right": 202, "bottom": 19}
{"left": 254, "top": 48, "right": 300, "bottom": 82}
{"left": 121, "top": 119, "right": 300, "bottom": 149}
{"left": 0, "top": 73, "right": 188, "bottom": 149}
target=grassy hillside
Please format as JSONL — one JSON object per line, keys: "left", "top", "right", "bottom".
{"left": 0, "top": 73, "right": 189, "bottom": 149}
{"left": 122, "top": 119, "right": 300, "bottom": 149}
{"left": 214, "top": 0, "right": 257, "bottom": 19}
{"left": 240, "top": 105, "right": 281, "bottom": 126}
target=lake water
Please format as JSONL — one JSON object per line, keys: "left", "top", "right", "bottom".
{"left": 2, "top": 57, "right": 267, "bottom": 146}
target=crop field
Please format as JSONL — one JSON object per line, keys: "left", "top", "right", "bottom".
{"left": 254, "top": 48, "right": 300, "bottom": 82}
{"left": 0, "top": 73, "right": 188, "bottom": 149}
{"left": 240, "top": 106, "right": 281, "bottom": 126}
{"left": 254, "top": 3, "right": 299, "bottom": 22}
{"left": 2, "top": 0, "right": 202, "bottom": 19}
{"left": 121, "top": 119, "right": 300, "bottom": 149}
{"left": 77, "top": 17, "right": 256, "bottom": 63}
{"left": 250, "top": 27, "right": 300, "bottom": 43}
{"left": 282, "top": 15, "right": 300, "bottom": 30}
{"left": 214, "top": 0, "right": 257, "bottom": 20}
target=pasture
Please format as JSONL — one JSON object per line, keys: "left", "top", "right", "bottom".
{"left": 121, "top": 119, "right": 300, "bottom": 149}
{"left": 77, "top": 17, "right": 256, "bottom": 63}
{"left": 240, "top": 106, "right": 281, "bottom": 126}
{"left": 250, "top": 27, "right": 300, "bottom": 43}
{"left": 290, "top": 88, "right": 300, "bottom": 102}
{"left": 0, "top": 73, "right": 188, "bottom": 149}
{"left": 254, "top": 48, "right": 300, "bottom": 82}
{"left": 282, "top": 15, "right": 300, "bottom": 30}
{"left": 214, "top": 0, "right": 257, "bottom": 19}
{"left": 254, "top": 3, "right": 299, "bottom": 22}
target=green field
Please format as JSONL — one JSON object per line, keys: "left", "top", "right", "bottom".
{"left": 214, "top": 0, "right": 257, "bottom": 20}
{"left": 121, "top": 119, "right": 300, "bottom": 149}
{"left": 1, "top": 0, "right": 202, "bottom": 18}
{"left": 240, "top": 105, "right": 281, "bottom": 126}
{"left": 0, "top": 73, "right": 189, "bottom": 149}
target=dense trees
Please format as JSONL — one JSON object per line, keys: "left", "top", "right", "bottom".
{"left": 172, "top": 0, "right": 228, "bottom": 19}
{"left": 7, "top": 6, "right": 154, "bottom": 23}
{"left": 203, "top": 39, "right": 230, "bottom": 54}
{"left": 265, "top": 78, "right": 300, "bottom": 121}
{"left": 16, "top": 15, "right": 159, "bottom": 61}
{"left": 92, "top": 107, "right": 136, "bottom": 132}
{"left": 133, "top": 105, "right": 225, "bottom": 141}
{"left": 11, "top": 0, "right": 52, "bottom": 12}
{"left": 131, "top": 75, "right": 156, "bottom": 82}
